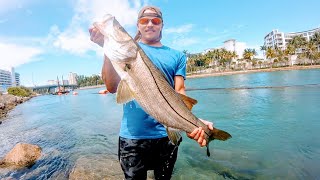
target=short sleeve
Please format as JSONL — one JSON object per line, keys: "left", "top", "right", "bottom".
{"left": 175, "top": 53, "right": 187, "bottom": 79}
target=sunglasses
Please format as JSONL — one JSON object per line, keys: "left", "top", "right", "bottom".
{"left": 138, "top": 17, "right": 162, "bottom": 25}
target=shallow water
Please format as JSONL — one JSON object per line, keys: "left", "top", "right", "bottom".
{"left": 1, "top": 69, "right": 320, "bottom": 179}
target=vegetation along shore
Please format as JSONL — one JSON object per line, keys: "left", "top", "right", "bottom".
{"left": 187, "top": 65, "right": 320, "bottom": 78}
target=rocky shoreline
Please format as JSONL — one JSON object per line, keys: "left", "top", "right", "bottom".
{"left": 0, "top": 94, "right": 33, "bottom": 123}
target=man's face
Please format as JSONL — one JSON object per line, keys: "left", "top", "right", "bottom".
{"left": 137, "top": 9, "right": 163, "bottom": 43}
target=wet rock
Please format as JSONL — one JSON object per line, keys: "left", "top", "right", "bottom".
{"left": 0, "top": 143, "right": 42, "bottom": 169}
{"left": 0, "top": 103, "right": 5, "bottom": 110}
{"left": 0, "top": 94, "right": 32, "bottom": 120}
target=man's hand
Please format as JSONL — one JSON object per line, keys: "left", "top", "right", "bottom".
{"left": 89, "top": 26, "right": 104, "bottom": 47}
{"left": 187, "top": 119, "right": 213, "bottom": 147}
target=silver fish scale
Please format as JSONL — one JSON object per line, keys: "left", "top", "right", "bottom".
{"left": 128, "top": 49, "right": 211, "bottom": 137}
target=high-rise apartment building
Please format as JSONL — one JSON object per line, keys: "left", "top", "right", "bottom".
{"left": 68, "top": 72, "right": 77, "bottom": 85}
{"left": 0, "top": 67, "right": 20, "bottom": 92}
{"left": 264, "top": 27, "right": 320, "bottom": 50}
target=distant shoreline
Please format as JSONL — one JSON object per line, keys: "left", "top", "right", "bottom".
{"left": 186, "top": 65, "right": 320, "bottom": 79}
{"left": 78, "top": 85, "right": 105, "bottom": 90}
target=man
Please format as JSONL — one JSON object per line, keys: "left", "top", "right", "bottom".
{"left": 89, "top": 5, "right": 214, "bottom": 180}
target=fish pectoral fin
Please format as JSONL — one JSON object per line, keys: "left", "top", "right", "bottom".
{"left": 166, "top": 127, "right": 182, "bottom": 146}
{"left": 116, "top": 80, "right": 135, "bottom": 104}
{"left": 178, "top": 93, "right": 198, "bottom": 110}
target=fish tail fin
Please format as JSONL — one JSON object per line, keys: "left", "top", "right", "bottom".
{"left": 210, "top": 128, "right": 232, "bottom": 141}
{"left": 205, "top": 128, "right": 231, "bottom": 157}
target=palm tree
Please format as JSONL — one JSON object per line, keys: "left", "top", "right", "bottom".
{"left": 284, "top": 44, "right": 296, "bottom": 66}
{"left": 260, "top": 45, "right": 267, "bottom": 59}
{"left": 310, "top": 32, "right": 320, "bottom": 52}
{"left": 266, "top": 47, "right": 276, "bottom": 68}
{"left": 304, "top": 41, "right": 317, "bottom": 65}
{"left": 275, "top": 48, "right": 285, "bottom": 67}
{"left": 258, "top": 61, "right": 263, "bottom": 69}
{"left": 288, "top": 35, "right": 307, "bottom": 54}
{"left": 186, "top": 56, "right": 195, "bottom": 74}
{"left": 243, "top": 48, "right": 257, "bottom": 61}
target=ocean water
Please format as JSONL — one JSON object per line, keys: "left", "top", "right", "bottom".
{"left": 0, "top": 69, "right": 320, "bottom": 179}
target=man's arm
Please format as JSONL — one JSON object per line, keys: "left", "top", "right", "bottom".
{"left": 89, "top": 26, "right": 120, "bottom": 93}
{"left": 174, "top": 75, "right": 213, "bottom": 147}
{"left": 101, "top": 56, "right": 121, "bottom": 93}
{"left": 174, "top": 76, "right": 186, "bottom": 95}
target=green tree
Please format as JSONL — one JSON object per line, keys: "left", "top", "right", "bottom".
{"left": 288, "top": 35, "right": 307, "bottom": 54}
{"left": 260, "top": 45, "right": 266, "bottom": 59}
{"left": 76, "top": 74, "right": 104, "bottom": 87}
{"left": 7, "top": 86, "right": 31, "bottom": 97}
{"left": 303, "top": 41, "right": 318, "bottom": 65}
{"left": 266, "top": 47, "right": 276, "bottom": 68}
{"left": 243, "top": 48, "right": 257, "bottom": 60}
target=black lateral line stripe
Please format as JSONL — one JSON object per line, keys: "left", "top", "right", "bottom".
{"left": 137, "top": 49, "right": 210, "bottom": 137}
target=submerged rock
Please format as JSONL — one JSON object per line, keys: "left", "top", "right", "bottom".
{"left": 0, "top": 143, "right": 42, "bottom": 169}
{"left": 69, "top": 156, "right": 124, "bottom": 180}
{"left": 69, "top": 155, "right": 155, "bottom": 180}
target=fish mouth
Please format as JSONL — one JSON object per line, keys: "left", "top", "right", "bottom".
{"left": 94, "top": 14, "right": 131, "bottom": 42}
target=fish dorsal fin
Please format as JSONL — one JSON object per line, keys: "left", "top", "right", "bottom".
{"left": 166, "top": 127, "right": 182, "bottom": 146}
{"left": 178, "top": 93, "right": 198, "bottom": 110}
{"left": 116, "top": 80, "right": 135, "bottom": 104}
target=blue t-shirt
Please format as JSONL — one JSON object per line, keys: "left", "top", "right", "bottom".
{"left": 119, "top": 42, "right": 187, "bottom": 139}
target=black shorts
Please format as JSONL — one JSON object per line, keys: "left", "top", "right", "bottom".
{"left": 118, "top": 136, "right": 179, "bottom": 180}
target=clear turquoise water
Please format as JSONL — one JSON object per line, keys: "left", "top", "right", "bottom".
{"left": 1, "top": 69, "right": 320, "bottom": 179}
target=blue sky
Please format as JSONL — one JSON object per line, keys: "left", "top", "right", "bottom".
{"left": 0, "top": 0, "right": 319, "bottom": 86}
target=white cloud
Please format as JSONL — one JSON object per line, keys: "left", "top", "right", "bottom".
{"left": 0, "top": 43, "right": 42, "bottom": 70}
{"left": 164, "top": 24, "right": 194, "bottom": 34}
{"left": 52, "top": 25, "right": 96, "bottom": 55}
{"left": 51, "top": 0, "right": 146, "bottom": 55}
{"left": 0, "top": 0, "right": 147, "bottom": 70}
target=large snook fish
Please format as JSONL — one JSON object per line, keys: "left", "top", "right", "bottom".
{"left": 93, "top": 15, "right": 231, "bottom": 156}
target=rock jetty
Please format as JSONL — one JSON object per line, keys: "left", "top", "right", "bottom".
{"left": 0, "top": 94, "right": 32, "bottom": 122}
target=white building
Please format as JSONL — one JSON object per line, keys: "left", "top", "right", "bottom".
{"left": 203, "top": 39, "right": 245, "bottom": 59}
{"left": 264, "top": 27, "right": 320, "bottom": 50}
{"left": 0, "top": 67, "right": 20, "bottom": 92}
{"left": 15, "top": 73, "right": 20, "bottom": 86}
{"left": 68, "top": 72, "right": 77, "bottom": 85}
{"left": 223, "top": 39, "right": 246, "bottom": 59}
